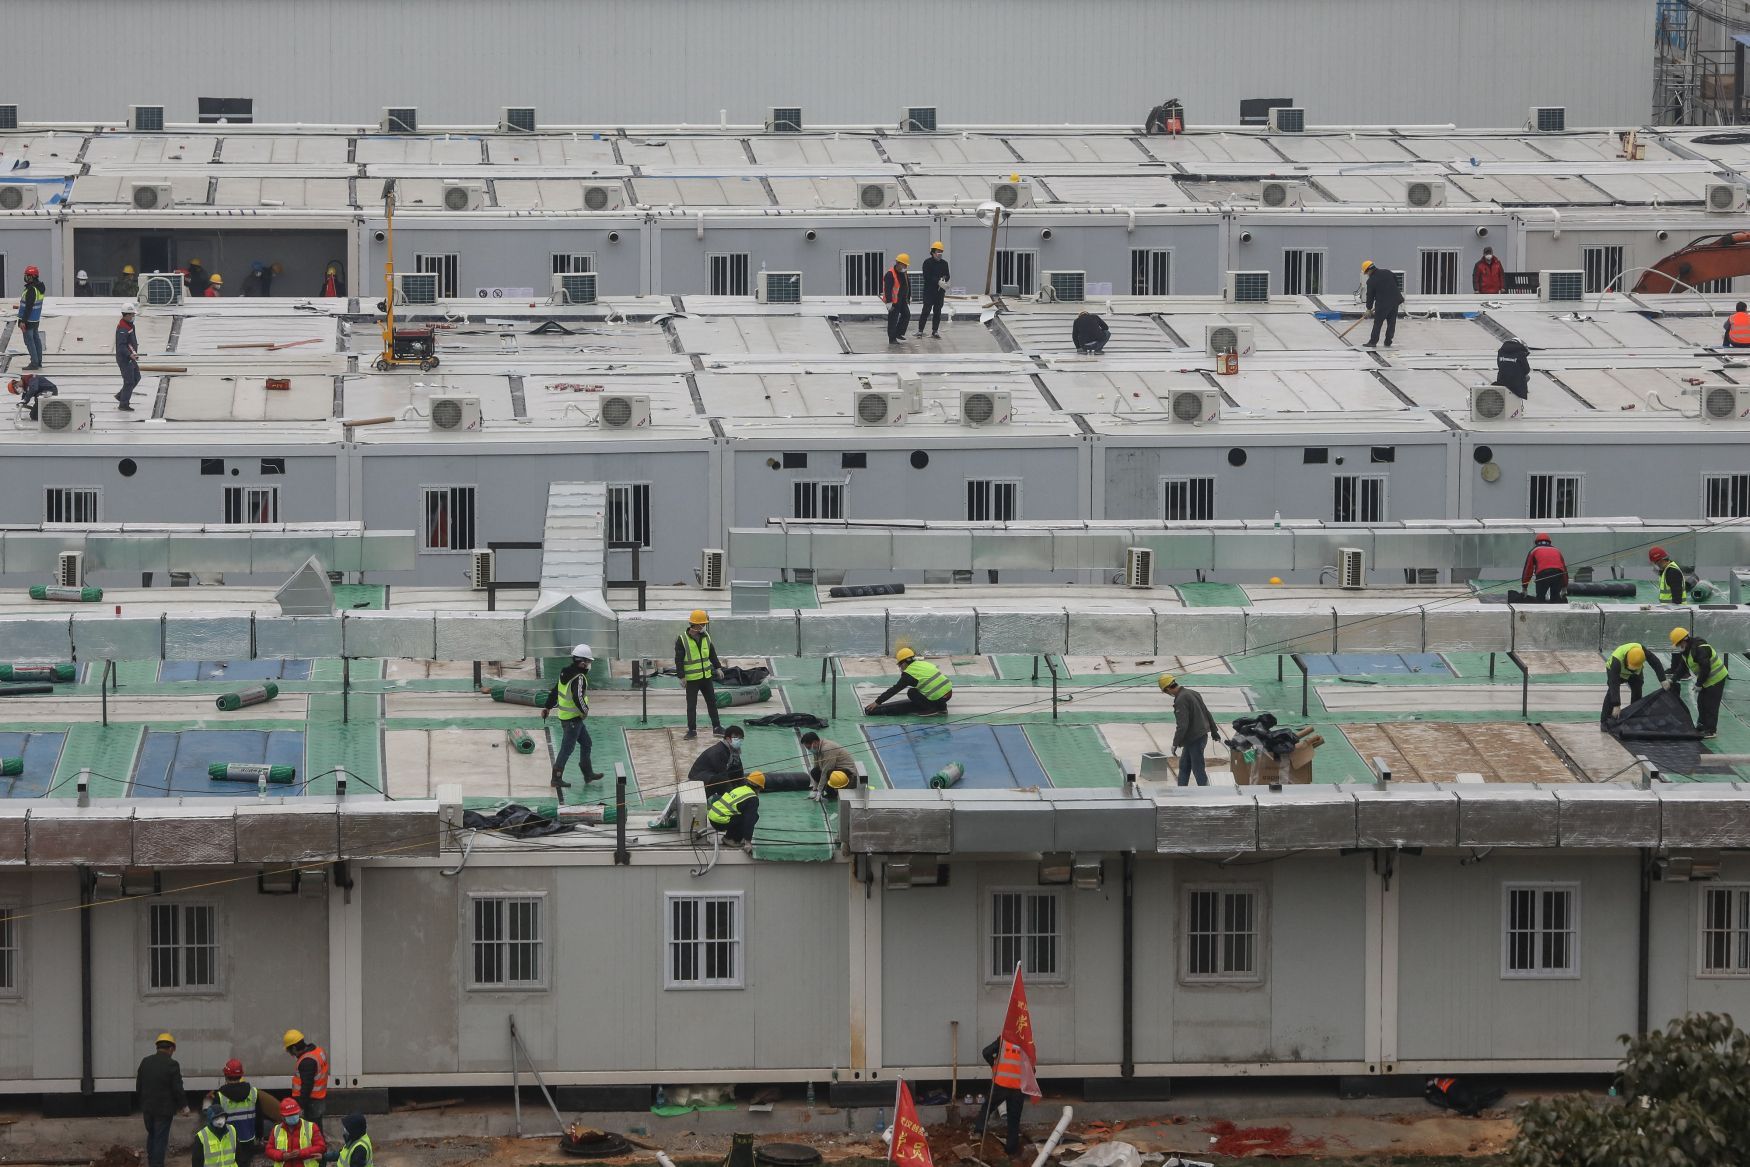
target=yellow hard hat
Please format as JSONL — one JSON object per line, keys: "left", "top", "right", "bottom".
{"left": 1669, "top": 627, "right": 1690, "bottom": 647}
{"left": 930, "top": 241, "right": 944, "bottom": 252}
{"left": 827, "top": 770, "right": 850, "bottom": 789}
{"left": 326, "top": 263, "right": 340, "bottom": 275}
{"left": 1361, "top": 260, "right": 1375, "bottom": 272}
{"left": 209, "top": 273, "right": 223, "bottom": 285}
{"left": 156, "top": 1032, "right": 176, "bottom": 1046}
{"left": 1626, "top": 645, "right": 1646, "bottom": 670}
{"left": 895, "top": 253, "right": 911, "bottom": 265}
{"left": 895, "top": 647, "right": 916, "bottom": 663}
{"left": 122, "top": 264, "right": 137, "bottom": 275}
{"left": 282, "top": 1029, "right": 304, "bottom": 1049}
{"left": 689, "top": 609, "right": 709, "bottom": 625}
{"left": 190, "top": 257, "right": 203, "bottom": 266}
{"left": 746, "top": 771, "right": 766, "bottom": 789}
{"left": 1157, "top": 672, "right": 1177, "bottom": 691}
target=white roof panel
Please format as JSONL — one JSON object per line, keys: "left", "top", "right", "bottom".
{"left": 673, "top": 315, "right": 844, "bottom": 355}
{"left": 632, "top": 175, "right": 771, "bottom": 206}
{"left": 70, "top": 174, "right": 211, "bottom": 206}
{"left": 880, "top": 134, "right": 1018, "bottom": 166}
{"left": 1004, "top": 135, "right": 1153, "bottom": 164}
{"left": 1036, "top": 175, "right": 1196, "bottom": 206}
{"left": 163, "top": 375, "right": 334, "bottom": 422}
{"left": 1448, "top": 171, "right": 1611, "bottom": 205}
{"left": 748, "top": 136, "right": 883, "bottom": 166}
{"left": 1266, "top": 135, "right": 1415, "bottom": 164}
{"left": 211, "top": 177, "right": 353, "bottom": 209}
{"left": 1163, "top": 312, "right": 1350, "bottom": 351}
{"left": 81, "top": 134, "right": 215, "bottom": 166}
{"left": 218, "top": 136, "right": 352, "bottom": 165}
{"left": 1135, "top": 133, "right": 1283, "bottom": 165}
{"left": 353, "top": 136, "right": 486, "bottom": 165}
{"left": 494, "top": 179, "right": 628, "bottom": 211}
{"left": 1381, "top": 368, "right": 1583, "bottom": 415}
{"left": 620, "top": 137, "right": 750, "bottom": 167}
{"left": 485, "top": 135, "right": 620, "bottom": 166}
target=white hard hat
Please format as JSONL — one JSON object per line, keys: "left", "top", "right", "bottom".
{"left": 571, "top": 642, "right": 593, "bottom": 659}
{"left": 76, "top": 269, "right": 89, "bottom": 280}
{"left": 121, "top": 301, "right": 138, "bottom": 314}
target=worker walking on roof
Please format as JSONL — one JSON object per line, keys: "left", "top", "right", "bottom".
{"left": 687, "top": 723, "right": 746, "bottom": 798}
{"left": 1650, "top": 547, "right": 1687, "bottom": 604}
{"left": 1668, "top": 627, "right": 1729, "bottom": 739}
{"left": 281, "top": 1031, "right": 328, "bottom": 1133}
{"left": 1724, "top": 302, "right": 1750, "bottom": 347}
{"left": 676, "top": 610, "right": 726, "bottom": 740}
{"left": 264, "top": 1100, "right": 323, "bottom": 1167}
{"left": 1520, "top": 532, "right": 1568, "bottom": 604}
{"left": 1472, "top": 246, "right": 1505, "bottom": 294}
{"left": 800, "top": 731, "right": 857, "bottom": 797}
{"left": 1494, "top": 337, "right": 1531, "bottom": 400}
{"left": 1362, "top": 260, "right": 1402, "bottom": 348}
{"left": 917, "top": 242, "right": 949, "bottom": 339}
{"left": 1160, "top": 674, "right": 1223, "bottom": 787}
{"left": 884, "top": 253, "right": 912, "bottom": 343}
{"left": 136, "top": 1033, "right": 189, "bottom": 1167}
{"left": 205, "top": 1059, "right": 266, "bottom": 1167}
{"left": 115, "top": 264, "right": 139, "bottom": 298}
{"left": 17, "top": 264, "right": 46, "bottom": 370}
{"left": 542, "top": 643, "right": 603, "bottom": 791}
{"left": 116, "top": 301, "right": 141, "bottom": 412}
{"left": 1602, "top": 643, "right": 1666, "bottom": 729}
{"left": 973, "top": 1036, "right": 1028, "bottom": 1156}
{"left": 192, "top": 1105, "right": 238, "bottom": 1167}
{"left": 707, "top": 770, "right": 764, "bottom": 854}
{"left": 865, "top": 648, "right": 953, "bottom": 716}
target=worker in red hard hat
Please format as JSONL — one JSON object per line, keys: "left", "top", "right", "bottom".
{"left": 265, "top": 1098, "right": 324, "bottom": 1167}
{"left": 16, "top": 263, "right": 46, "bottom": 369}
{"left": 1649, "top": 546, "right": 1686, "bottom": 605}
{"left": 8, "top": 372, "right": 59, "bottom": 422}
{"left": 205, "top": 1058, "right": 271, "bottom": 1167}
{"left": 1520, "top": 532, "right": 1568, "bottom": 604}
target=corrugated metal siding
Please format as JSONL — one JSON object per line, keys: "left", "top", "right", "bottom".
{"left": 10, "top": 0, "right": 1651, "bottom": 128}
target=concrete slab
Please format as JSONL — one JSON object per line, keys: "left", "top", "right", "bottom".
{"left": 0, "top": 693, "right": 309, "bottom": 723}
{"left": 1340, "top": 722, "right": 1574, "bottom": 783}
{"left": 1317, "top": 683, "right": 1599, "bottom": 712}
{"left": 383, "top": 728, "right": 550, "bottom": 798}
{"left": 1543, "top": 722, "right": 1642, "bottom": 783}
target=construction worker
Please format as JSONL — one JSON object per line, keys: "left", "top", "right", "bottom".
{"left": 203, "top": 273, "right": 224, "bottom": 297}
{"left": 192, "top": 1105, "right": 239, "bottom": 1167}
{"left": 243, "top": 262, "right": 272, "bottom": 297}
{"left": 263, "top": 1099, "right": 324, "bottom": 1167}
{"left": 1072, "top": 309, "right": 1110, "bottom": 354}
{"left": 281, "top": 1031, "right": 328, "bottom": 1132}
{"left": 185, "top": 259, "right": 210, "bottom": 296}
{"left": 864, "top": 648, "right": 953, "bottom": 716}
{"left": 1520, "top": 532, "right": 1568, "bottom": 604}
{"left": 1668, "top": 627, "right": 1730, "bottom": 739}
{"left": 1650, "top": 546, "right": 1687, "bottom": 605}
{"left": 686, "top": 723, "right": 746, "bottom": 798}
{"left": 1472, "top": 246, "right": 1505, "bottom": 294}
{"left": 799, "top": 731, "right": 857, "bottom": 796}
{"left": 1602, "top": 643, "right": 1665, "bottom": 728}
{"left": 115, "top": 264, "right": 139, "bottom": 297}
{"left": 75, "top": 269, "right": 93, "bottom": 297}
{"left": 706, "top": 770, "right": 764, "bottom": 853}
{"left": 541, "top": 642, "right": 603, "bottom": 790}
{"left": 205, "top": 1059, "right": 266, "bottom": 1167}
{"left": 675, "top": 610, "right": 725, "bottom": 740}
{"left": 320, "top": 263, "right": 345, "bottom": 297}
{"left": 1724, "top": 301, "right": 1750, "bottom": 347}
{"left": 17, "top": 264, "right": 46, "bottom": 369}
{"left": 116, "top": 302, "right": 141, "bottom": 412}
{"left": 973, "top": 1035, "right": 1027, "bottom": 1155}
{"left": 1160, "top": 674, "right": 1222, "bottom": 787}
{"left": 1494, "top": 337, "right": 1531, "bottom": 400}
{"left": 8, "top": 372, "right": 58, "bottom": 422}
{"left": 336, "top": 1115, "right": 372, "bottom": 1167}
{"left": 135, "top": 1033, "right": 189, "bottom": 1167}
{"left": 917, "top": 242, "right": 948, "bottom": 338}
{"left": 1362, "top": 259, "right": 1402, "bottom": 348}
{"left": 884, "top": 253, "right": 912, "bottom": 343}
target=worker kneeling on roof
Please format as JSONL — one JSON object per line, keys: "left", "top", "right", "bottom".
{"left": 707, "top": 770, "right": 764, "bottom": 854}
{"left": 1601, "top": 642, "right": 1665, "bottom": 729}
{"left": 1724, "top": 301, "right": 1750, "bottom": 348}
{"left": 864, "top": 648, "right": 953, "bottom": 716}
{"left": 1520, "top": 532, "right": 1568, "bottom": 604}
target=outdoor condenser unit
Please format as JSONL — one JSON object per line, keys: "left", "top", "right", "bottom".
{"left": 1124, "top": 547, "right": 1155, "bottom": 588}
{"left": 1338, "top": 547, "right": 1366, "bottom": 589}
{"left": 58, "top": 551, "right": 85, "bottom": 587}
{"left": 468, "top": 550, "right": 495, "bottom": 589}
{"left": 700, "top": 549, "right": 727, "bottom": 590}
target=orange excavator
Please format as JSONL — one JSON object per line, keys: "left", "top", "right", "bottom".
{"left": 1635, "top": 231, "right": 1750, "bottom": 293}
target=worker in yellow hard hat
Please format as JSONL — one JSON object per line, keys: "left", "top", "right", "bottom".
{"left": 707, "top": 770, "right": 765, "bottom": 853}
{"left": 1363, "top": 257, "right": 1402, "bottom": 348}
{"left": 675, "top": 608, "right": 724, "bottom": 739}
{"left": 1602, "top": 642, "right": 1665, "bottom": 729}
{"left": 185, "top": 258, "right": 210, "bottom": 296}
{"left": 283, "top": 1029, "right": 329, "bottom": 1132}
{"left": 137, "top": 1032, "right": 188, "bottom": 1167}
{"left": 1668, "top": 627, "right": 1730, "bottom": 738}
{"left": 916, "top": 241, "right": 949, "bottom": 339}
{"left": 1159, "top": 673, "right": 1222, "bottom": 787}
{"left": 203, "top": 272, "right": 224, "bottom": 297}
{"left": 115, "top": 263, "right": 139, "bottom": 297}
{"left": 885, "top": 253, "right": 912, "bottom": 344}
{"left": 865, "top": 647, "right": 953, "bottom": 716}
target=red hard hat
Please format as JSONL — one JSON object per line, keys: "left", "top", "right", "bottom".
{"left": 279, "top": 1098, "right": 302, "bottom": 1119}
{"left": 1534, "top": 532, "right": 1551, "bottom": 543}
{"left": 1649, "top": 546, "right": 1667, "bottom": 563}
{"left": 223, "top": 1058, "right": 244, "bottom": 1077}
{"left": 24, "top": 265, "right": 39, "bottom": 278}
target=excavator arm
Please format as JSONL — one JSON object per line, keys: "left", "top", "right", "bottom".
{"left": 1634, "top": 231, "right": 1750, "bottom": 293}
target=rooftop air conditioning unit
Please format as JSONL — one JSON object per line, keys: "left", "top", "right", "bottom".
{"left": 857, "top": 181, "right": 901, "bottom": 209}
{"left": 1260, "top": 180, "right": 1304, "bottom": 208}
{"left": 468, "top": 549, "right": 495, "bottom": 589}
{"left": 58, "top": 551, "right": 85, "bottom": 587}
{"left": 1042, "top": 270, "right": 1086, "bottom": 302}
{"left": 1530, "top": 106, "right": 1566, "bottom": 133}
{"left": 1705, "top": 182, "right": 1748, "bottom": 213}
{"left": 854, "top": 388, "right": 907, "bottom": 426}
{"left": 700, "top": 549, "right": 727, "bottom": 591}
{"left": 902, "top": 106, "right": 937, "bottom": 132}
{"left": 499, "top": 106, "right": 537, "bottom": 133}
{"left": 138, "top": 271, "right": 183, "bottom": 306}
{"left": 1205, "top": 323, "right": 1255, "bottom": 356}
{"left": 1405, "top": 179, "right": 1448, "bottom": 208}
{"left": 39, "top": 398, "right": 92, "bottom": 433}
{"left": 0, "top": 184, "right": 41, "bottom": 211}
{"left": 1470, "top": 382, "right": 1522, "bottom": 424}
{"left": 959, "top": 388, "right": 1012, "bottom": 426}
{"left": 599, "top": 393, "right": 652, "bottom": 429}
{"left": 582, "top": 182, "right": 625, "bottom": 211}
{"left": 1123, "top": 546, "right": 1154, "bottom": 589}
{"left": 1224, "top": 270, "right": 1270, "bottom": 303}
{"left": 1538, "top": 269, "right": 1585, "bottom": 302}
{"left": 0, "top": 105, "right": 18, "bottom": 131}
{"left": 992, "top": 180, "right": 1034, "bottom": 209}
{"left": 767, "top": 106, "right": 803, "bottom": 133}
{"left": 131, "top": 182, "right": 174, "bottom": 210}
{"left": 1268, "top": 107, "right": 1306, "bottom": 133}
{"left": 429, "top": 395, "right": 482, "bottom": 432}
{"left": 755, "top": 270, "right": 802, "bottom": 304}
{"left": 1167, "top": 388, "right": 1221, "bottom": 425}
{"left": 1700, "top": 383, "right": 1750, "bottom": 425}
{"left": 895, "top": 373, "right": 925, "bottom": 414}
{"left": 393, "top": 271, "right": 441, "bottom": 305}
{"left": 1338, "top": 547, "right": 1366, "bottom": 589}
{"left": 381, "top": 106, "right": 418, "bottom": 133}
{"left": 443, "top": 181, "right": 486, "bottom": 211}
{"left": 128, "top": 105, "right": 165, "bottom": 132}
{"left": 551, "top": 271, "right": 597, "bottom": 304}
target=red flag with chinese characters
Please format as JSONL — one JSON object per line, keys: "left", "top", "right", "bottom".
{"left": 889, "top": 1079, "right": 933, "bottom": 1167}
{"left": 1001, "top": 964, "right": 1042, "bottom": 1097}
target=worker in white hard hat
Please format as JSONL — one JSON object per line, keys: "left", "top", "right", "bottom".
{"left": 675, "top": 609, "right": 725, "bottom": 739}
{"left": 541, "top": 643, "right": 603, "bottom": 789}
{"left": 115, "top": 301, "right": 142, "bottom": 412}
{"left": 75, "top": 269, "right": 93, "bottom": 297}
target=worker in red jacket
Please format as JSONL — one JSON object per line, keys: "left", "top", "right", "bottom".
{"left": 1472, "top": 246, "right": 1505, "bottom": 294}
{"left": 1520, "top": 533, "right": 1568, "bottom": 604}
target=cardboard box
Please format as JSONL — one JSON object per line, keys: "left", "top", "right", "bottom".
{"left": 1229, "top": 732, "right": 1320, "bottom": 785}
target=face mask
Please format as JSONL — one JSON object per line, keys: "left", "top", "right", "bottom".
{"left": 727, "top": 739, "right": 742, "bottom": 752}
{"left": 212, "top": 1117, "right": 228, "bottom": 1131}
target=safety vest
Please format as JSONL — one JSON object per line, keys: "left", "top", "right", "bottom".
{"left": 681, "top": 633, "right": 714, "bottom": 682}
{"left": 902, "top": 659, "right": 953, "bottom": 701}
{"left": 1433, "top": 1077, "right": 1456, "bottom": 1094}
{"left": 708, "top": 783, "right": 758, "bottom": 826}
{"left": 218, "top": 1085, "right": 259, "bottom": 1143}
{"left": 1729, "top": 312, "right": 1750, "bottom": 345}
{"left": 993, "top": 1040, "right": 1025, "bottom": 1089}
{"left": 554, "top": 672, "right": 589, "bottom": 720}
{"left": 1688, "top": 643, "right": 1730, "bottom": 689}
{"left": 198, "top": 1127, "right": 238, "bottom": 1167}
{"left": 1609, "top": 644, "right": 1647, "bottom": 675}
{"left": 293, "top": 1047, "right": 328, "bottom": 1099}
{"left": 272, "top": 1121, "right": 321, "bottom": 1167}
{"left": 1659, "top": 559, "right": 1685, "bottom": 603}
{"left": 342, "top": 1135, "right": 374, "bottom": 1167}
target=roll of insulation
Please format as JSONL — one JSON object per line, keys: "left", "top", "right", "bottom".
{"left": 215, "top": 682, "right": 280, "bottom": 711}
{"left": 208, "top": 762, "right": 296, "bottom": 784}
{"left": 510, "top": 729, "right": 537, "bottom": 754}
{"left": 714, "top": 683, "right": 772, "bottom": 708}
{"left": 928, "top": 762, "right": 965, "bottom": 789}
{"left": 28, "top": 585, "right": 103, "bottom": 602}
{"left": 489, "top": 682, "right": 548, "bottom": 706}
{"left": 0, "top": 663, "right": 77, "bottom": 682}
{"left": 0, "top": 758, "right": 23, "bottom": 777}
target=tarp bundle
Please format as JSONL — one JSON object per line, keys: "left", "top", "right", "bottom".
{"left": 1607, "top": 687, "right": 1703, "bottom": 773}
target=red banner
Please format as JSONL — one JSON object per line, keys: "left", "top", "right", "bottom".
{"left": 1001, "top": 964, "right": 1042, "bottom": 1097}
{"left": 890, "top": 1079, "right": 933, "bottom": 1167}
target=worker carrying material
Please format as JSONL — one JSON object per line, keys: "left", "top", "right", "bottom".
{"left": 1601, "top": 643, "right": 1666, "bottom": 729}
{"left": 676, "top": 610, "right": 725, "bottom": 740}
{"left": 1519, "top": 533, "right": 1568, "bottom": 604}
{"left": 1649, "top": 547, "right": 1687, "bottom": 605}
{"left": 264, "top": 1099, "right": 324, "bottom": 1167}
{"left": 541, "top": 643, "right": 603, "bottom": 790}
{"left": 192, "top": 1106, "right": 239, "bottom": 1167}
{"left": 281, "top": 1032, "right": 328, "bottom": 1131}
{"left": 206, "top": 1059, "right": 268, "bottom": 1167}
{"left": 799, "top": 731, "right": 857, "bottom": 797}
{"left": 1493, "top": 337, "right": 1531, "bottom": 399}
{"left": 1668, "top": 627, "right": 1730, "bottom": 739}
{"left": 1160, "top": 674, "right": 1223, "bottom": 787}
{"left": 865, "top": 648, "right": 953, "bottom": 716}
{"left": 1724, "top": 301, "right": 1750, "bottom": 347}
{"left": 687, "top": 723, "right": 746, "bottom": 798}
{"left": 706, "top": 771, "right": 764, "bottom": 853}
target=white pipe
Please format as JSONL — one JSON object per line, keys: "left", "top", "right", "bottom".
{"left": 1029, "top": 1106, "right": 1073, "bottom": 1167}
{"left": 658, "top": 1153, "right": 679, "bottom": 1167}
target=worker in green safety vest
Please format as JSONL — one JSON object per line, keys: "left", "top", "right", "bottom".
{"left": 192, "top": 1106, "right": 239, "bottom": 1167}
{"left": 865, "top": 648, "right": 954, "bottom": 716}
{"left": 541, "top": 642, "right": 603, "bottom": 790}
{"left": 1649, "top": 546, "right": 1687, "bottom": 605}
{"left": 675, "top": 609, "right": 725, "bottom": 740}
{"left": 1602, "top": 643, "right": 1666, "bottom": 729}
{"left": 1667, "top": 627, "right": 1730, "bottom": 738}
{"left": 707, "top": 771, "right": 765, "bottom": 852}
{"left": 336, "top": 1114, "right": 372, "bottom": 1167}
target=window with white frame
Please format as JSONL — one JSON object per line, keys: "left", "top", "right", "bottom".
{"left": 222, "top": 485, "right": 278, "bottom": 524}
{"left": 550, "top": 253, "right": 595, "bottom": 275}
{"left": 1183, "top": 885, "right": 1263, "bottom": 982}
{"left": 1503, "top": 883, "right": 1579, "bottom": 978}
{"left": 469, "top": 895, "right": 545, "bottom": 989}
{"left": 146, "top": 902, "right": 219, "bottom": 992}
{"left": 843, "top": 250, "right": 886, "bottom": 297}
{"left": 995, "top": 249, "right": 1038, "bottom": 296}
{"left": 1282, "top": 248, "right": 1325, "bottom": 296}
{"left": 792, "top": 480, "right": 845, "bottom": 520}
{"left": 1131, "top": 249, "right": 1172, "bottom": 295}
{"left": 708, "top": 253, "right": 750, "bottom": 297}
{"left": 1699, "top": 276, "right": 1735, "bottom": 295}
{"left": 0, "top": 905, "right": 16, "bottom": 994}
{"left": 1418, "top": 248, "right": 1460, "bottom": 295}
{"left": 1163, "top": 476, "right": 1216, "bottom": 521}
{"left": 1332, "top": 474, "right": 1386, "bottom": 523}
{"left": 422, "top": 486, "right": 476, "bottom": 551}
{"left": 991, "top": 890, "right": 1061, "bottom": 980}
{"left": 45, "top": 487, "right": 100, "bottom": 524}
{"left": 1582, "top": 245, "right": 1625, "bottom": 295}
{"left": 1700, "top": 885, "right": 1750, "bottom": 976}
{"left": 606, "top": 482, "right": 652, "bottom": 549}
{"left": 966, "top": 479, "right": 1020, "bottom": 523}
{"left": 1704, "top": 473, "right": 1750, "bottom": 519}
{"left": 666, "top": 893, "right": 743, "bottom": 988}
{"left": 414, "top": 253, "right": 460, "bottom": 298}
{"left": 1528, "top": 473, "right": 1583, "bottom": 520}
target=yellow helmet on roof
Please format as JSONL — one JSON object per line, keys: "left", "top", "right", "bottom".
{"left": 1157, "top": 672, "right": 1177, "bottom": 691}
{"left": 1670, "top": 627, "right": 1690, "bottom": 647}
{"left": 896, "top": 647, "right": 916, "bottom": 663}
{"left": 895, "top": 253, "right": 911, "bottom": 265}
{"left": 689, "top": 609, "right": 709, "bottom": 625}
{"left": 827, "top": 770, "right": 850, "bottom": 789}
{"left": 746, "top": 771, "right": 766, "bottom": 789}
